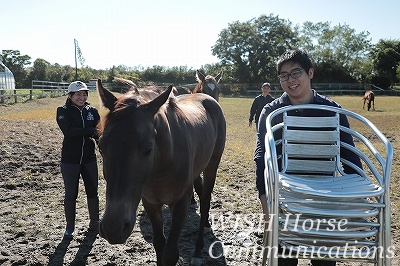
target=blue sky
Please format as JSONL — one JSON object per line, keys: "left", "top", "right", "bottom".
{"left": 2, "top": 0, "right": 399, "bottom": 70}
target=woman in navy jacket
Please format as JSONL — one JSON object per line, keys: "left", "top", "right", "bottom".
{"left": 56, "top": 81, "right": 100, "bottom": 238}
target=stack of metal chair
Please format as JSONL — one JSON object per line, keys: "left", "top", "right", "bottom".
{"left": 262, "top": 104, "right": 393, "bottom": 266}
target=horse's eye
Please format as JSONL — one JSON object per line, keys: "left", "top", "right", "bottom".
{"left": 144, "top": 147, "right": 153, "bottom": 156}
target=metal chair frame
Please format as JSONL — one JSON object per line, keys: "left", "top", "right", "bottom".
{"left": 262, "top": 104, "right": 393, "bottom": 266}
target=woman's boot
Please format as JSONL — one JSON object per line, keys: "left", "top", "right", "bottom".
{"left": 64, "top": 200, "right": 76, "bottom": 239}
{"left": 87, "top": 197, "right": 99, "bottom": 233}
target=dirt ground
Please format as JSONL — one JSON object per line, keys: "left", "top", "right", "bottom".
{"left": 0, "top": 98, "right": 398, "bottom": 266}
{"left": 0, "top": 100, "right": 267, "bottom": 266}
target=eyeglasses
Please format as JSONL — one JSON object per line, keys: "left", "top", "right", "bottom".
{"left": 278, "top": 68, "right": 305, "bottom": 82}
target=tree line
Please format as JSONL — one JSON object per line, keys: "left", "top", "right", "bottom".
{"left": 1, "top": 14, "right": 399, "bottom": 90}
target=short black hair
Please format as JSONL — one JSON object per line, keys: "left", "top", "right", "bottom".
{"left": 276, "top": 49, "right": 314, "bottom": 75}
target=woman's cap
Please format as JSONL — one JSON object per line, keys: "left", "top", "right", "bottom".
{"left": 68, "top": 81, "right": 89, "bottom": 92}
{"left": 262, "top": 82, "right": 271, "bottom": 87}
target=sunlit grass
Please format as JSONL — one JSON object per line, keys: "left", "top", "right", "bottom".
{"left": 330, "top": 95, "right": 400, "bottom": 135}
{"left": 0, "top": 93, "right": 106, "bottom": 120}
{"left": 3, "top": 109, "right": 56, "bottom": 120}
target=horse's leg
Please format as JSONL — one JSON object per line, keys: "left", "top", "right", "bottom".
{"left": 191, "top": 176, "right": 202, "bottom": 205}
{"left": 192, "top": 165, "right": 218, "bottom": 265}
{"left": 190, "top": 190, "right": 197, "bottom": 205}
{"left": 372, "top": 96, "right": 375, "bottom": 110}
{"left": 193, "top": 176, "right": 212, "bottom": 227}
{"left": 363, "top": 98, "right": 366, "bottom": 109}
{"left": 163, "top": 189, "right": 191, "bottom": 266}
{"left": 193, "top": 176, "right": 203, "bottom": 196}
{"left": 141, "top": 198, "right": 165, "bottom": 266}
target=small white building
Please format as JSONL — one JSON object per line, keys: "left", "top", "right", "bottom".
{"left": 0, "top": 61, "right": 15, "bottom": 90}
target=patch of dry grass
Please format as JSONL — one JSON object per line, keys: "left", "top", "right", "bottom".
{"left": 1, "top": 92, "right": 399, "bottom": 246}
{"left": 218, "top": 95, "right": 400, "bottom": 235}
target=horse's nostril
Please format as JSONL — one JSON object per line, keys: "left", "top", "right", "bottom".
{"left": 122, "top": 220, "right": 132, "bottom": 236}
{"left": 99, "top": 221, "right": 105, "bottom": 238}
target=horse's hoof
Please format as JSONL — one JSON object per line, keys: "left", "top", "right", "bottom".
{"left": 175, "top": 256, "right": 185, "bottom": 266}
{"left": 191, "top": 257, "right": 203, "bottom": 266}
{"left": 204, "top": 226, "right": 212, "bottom": 234}
{"left": 205, "top": 220, "right": 211, "bottom": 228}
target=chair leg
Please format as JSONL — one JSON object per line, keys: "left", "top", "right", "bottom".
{"left": 262, "top": 222, "right": 269, "bottom": 266}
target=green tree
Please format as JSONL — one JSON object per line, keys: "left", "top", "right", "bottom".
{"left": 370, "top": 39, "right": 400, "bottom": 89}
{"left": 0, "top": 50, "right": 31, "bottom": 88}
{"left": 61, "top": 65, "right": 76, "bottom": 82}
{"left": 299, "top": 22, "right": 372, "bottom": 82}
{"left": 29, "top": 58, "right": 50, "bottom": 81}
{"left": 47, "top": 63, "right": 65, "bottom": 82}
{"left": 397, "top": 64, "right": 400, "bottom": 84}
{"left": 212, "top": 14, "right": 298, "bottom": 83}
{"left": 250, "top": 15, "right": 298, "bottom": 82}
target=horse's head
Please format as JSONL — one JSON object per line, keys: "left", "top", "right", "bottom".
{"left": 194, "top": 70, "right": 223, "bottom": 101}
{"left": 97, "top": 79, "right": 173, "bottom": 244}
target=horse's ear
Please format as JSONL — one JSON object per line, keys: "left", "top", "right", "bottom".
{"left": 144, "top": 85, "right": 173, "bottom": 115}
{"left": 215, "top": 71, "right": 223, "bottom": 83}
{"left": 196, "top": 69, "right": 206, "bottom": 83}
{"left": 97, "top": 79, "right": 117, "bottom": 112}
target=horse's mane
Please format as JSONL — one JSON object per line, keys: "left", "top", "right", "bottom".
{"left": 114, "top": 77, "right": 138, "bottom": 90}
{"left": 193, "top": 82, "right": 202, "bottom": 93}
{"left": 98, "top": 84, "right": 170, "bottom": 133}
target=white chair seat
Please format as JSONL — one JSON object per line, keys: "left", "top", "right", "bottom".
{"left": 281, "top": 202, "right": 379, "bottom": 218}
{"left": 280, "top": 173, "right": 383, "bottom": 198}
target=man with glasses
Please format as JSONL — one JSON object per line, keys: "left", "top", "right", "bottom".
{"left": 248, "top": 82, "right": 274, "bottom": 130}
{"left": 253, "top": 49, "right": 362, "bottom": 266}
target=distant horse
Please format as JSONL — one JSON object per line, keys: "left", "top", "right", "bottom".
{"left": 97, "top": 79, "right": 226, "bottom": 266}
{"left": 186, "top": 70, "right": 223, "bottom": 206}
{"left": 193, "top": 69, "right": 223, "bottom": 101}
{"left": 362, "top": 90, "right": 375, "bottom": 111}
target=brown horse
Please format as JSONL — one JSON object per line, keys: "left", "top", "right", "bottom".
{"left": 362, "top": 90, "right": 375, "bottom": 111}
{"left": 193, "top": 69, "right": 223, "bottom": 101}
{"left": 191, "top": 70, "right": 223, "bottom": 206}
{"left": 96, "top": 79, "right": 226, "bottom": 266}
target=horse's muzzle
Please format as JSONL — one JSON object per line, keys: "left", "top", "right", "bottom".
{"left": 99, "top": 218, "right": 134, "bottom": 244}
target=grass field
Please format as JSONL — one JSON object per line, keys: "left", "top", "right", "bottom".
{"left": 1, "top": 93, "right": 399, "bottom": 213}
{"left": 0, "top": 92, "right": 399, "bottom": 264}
